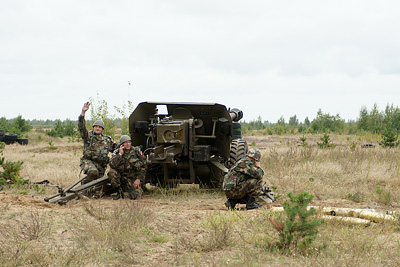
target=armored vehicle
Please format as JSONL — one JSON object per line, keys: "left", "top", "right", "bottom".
{"left": 129, "top": 102, "right": 248, "bottom": 187}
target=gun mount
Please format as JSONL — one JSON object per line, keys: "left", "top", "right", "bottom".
{"left": 44, "top": 175, "right": 115, "bottom": 205}
{"left": 129, "top": 102, "right": 248, "bottom": 187}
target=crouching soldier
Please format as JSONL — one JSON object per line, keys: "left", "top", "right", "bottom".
{"left": 108, "top": 135, "right": 147, "bottom": 200}
{"left": 223, "top": 148, "right": 264, "bottom": 210}
{"left": 79, "top": 102, "right": 117, "bottom": 183}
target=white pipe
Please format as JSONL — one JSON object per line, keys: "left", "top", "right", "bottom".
{"left": 266, "top": 206, "right": 398, "bottom": 225}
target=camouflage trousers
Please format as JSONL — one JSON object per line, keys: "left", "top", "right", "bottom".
{"left": 80, "top": 159, "right": 106, "bottom": 183}
{"left": 108, "top": 169, "right": 143, "bottom": 199}
{"left": 224, "top": 178, "right": 263, "bottom": 200}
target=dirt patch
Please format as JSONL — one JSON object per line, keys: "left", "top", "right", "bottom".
{"left": 0, "top": 191, "right": 62, "bottom": 211}
{"left": 1, "top": 189, "right": 398, "bottom": 266}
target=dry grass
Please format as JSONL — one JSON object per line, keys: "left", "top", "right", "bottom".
{"left": 1, "top": 132, "right": 400, "bottom": 266}
{"left": 260, "top": 138, "right": 400, "bottom": 208}
{"left": 3, "top": 134, "right": 81, "bottom": 187}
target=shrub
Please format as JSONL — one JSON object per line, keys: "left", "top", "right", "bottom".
{"left": 0, "top": 142, "right": 28, "bottom": 185}
{"left": 0, "top": 115, "right": 31, "bottom": 135}
{"left": 46, "top": 119, "right": 77, "bottom": 138}
{"left": 269, "top": 192, "right": 324, "bottom": 253}
{"left": 200, "top": 212, "right": 234, "bottom": 251}
{"left": 317, "top": 133, "right": 335, "bottom": 148}
{"left": 114, "top": 100, "right": 134, "bottom": 135}
{"left": 47, "top": 140, "right": 57, "bottom": 150}
{"left": 378, "top": 123, "right": 399, "bottom": 148}
{"left": 11, "top": 115, "right": 32, "bottom": 135}
{"left": 1, "top": 161, "right": 26, "bottom": 184}
{"left": 89, "top": 93, "right": 117, "bottom": 137}
{"left": 19, "top": 210, "right": 50, "bottom": 241}
{"left": 298, "top": 135, "right": 308, "bottom": 147}
{"left": 374, "top": 185, "right": 392, "bottom": 205}
{"left": 311, "top": 109, "right": 345, "bottom": 133}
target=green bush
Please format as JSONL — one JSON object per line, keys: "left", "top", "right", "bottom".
{"left": 0, "top": 142, "right": 28, "bottom": 185}
{"left": 47, "top": 140, "right": 58, "bottom": 150}
{"left": 298, "top": 135, "right": 308, "bottom": 147}
{"left": 114, "top": 100, "right": 134, "bottom": 135}
{"left": 1, "top": 161, "right": 25, "bottom": 184}
{"left": 378, "top": 123, "right": 399, "bottom": 148}
{"left": 311, "top": 109, "right": 345, "bottom": 133}
{"left": 241, "top": 116, "right": 267, "bottom": 131}
{"left": 269, "top": 192, "right": 324, "bottom": 253}
{"left": 46, "top": 119, "right": 77, "bottom": 138}
{"left": 0, "top": 115, "right": 31, "bottom": 135}
{"left": 374, "top": 185, "right": 392, "bottom": 205}
{"left": 89, "top": 93, "right": 117, "bottom": 137}
{"left": 317, "top": 133, "right": 336, "bottom": 148}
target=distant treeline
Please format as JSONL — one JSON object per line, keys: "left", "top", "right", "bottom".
{"left": 28, "top": 118, "right": 128, "bottom": 138}
{"left": 27, "top": 118, "right": 126, "bottom": 127}
{"left": 0, "top": 116, "right": 127, "bottom": 138}
{"left": 242, "top": 104, "right": 400, "bottom": 135}
{"left": 0, "top": 116, "right": 32, "bottom": 136}
{"left": 1, "top": 103, "right": 399, "bottom": 138}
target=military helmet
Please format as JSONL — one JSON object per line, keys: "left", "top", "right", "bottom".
{"left": 93, "top": 120, "right": 105, "bottom": 129}
{"left": 119, "top": 135, "right": 131, "bottom": 146}
{"left": 246, "top": 148, "right": 261, "bottom": 161}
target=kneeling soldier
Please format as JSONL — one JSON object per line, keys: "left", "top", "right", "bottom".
{"left": 223, "top": 148, "right": 264, "bottom": 210}
{"left": 108, "top": 135, "right": 147, "bottom": 200}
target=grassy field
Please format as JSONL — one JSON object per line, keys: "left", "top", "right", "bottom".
{"left": 1, "top": 132, "right": 400, "bottom": 266}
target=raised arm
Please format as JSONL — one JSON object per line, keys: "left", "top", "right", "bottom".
{"left": 78, "top": 102, "right": 90, "bottom": 140}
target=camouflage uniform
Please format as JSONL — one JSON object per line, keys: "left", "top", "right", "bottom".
{"left": 223, "top": 156, "right": 264, "bottom": 200}
{"left": 108, "top": 147, "right": 146, "bottom": 199}
{"left": 78, "top": 116, "right": 117, "bottom": 182}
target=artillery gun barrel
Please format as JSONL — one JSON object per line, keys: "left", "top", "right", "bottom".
{"left": 229, "top": 108, "right": 243, "bottom": 122}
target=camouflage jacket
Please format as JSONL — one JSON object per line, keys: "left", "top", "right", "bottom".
{"left": 78, "top": 115, "right": 117, "bottom": 165}
{"left": 222, "top": 157, "right": 264, "bottom": 191}
{"left": 110, "top": 147, "right": 147, "bottom": 182}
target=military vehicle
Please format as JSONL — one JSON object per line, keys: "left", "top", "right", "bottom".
{"left": 45, "top": 101, "right": 274, "bottom": 205}
{"left": 44, "top": 102, "right": 248, "bottom": 204}
{"left": 129, "top": 102, "right": 248, "bottom": 187}
{"left": 0, "top": 129, "right": 29, "bottom": 145}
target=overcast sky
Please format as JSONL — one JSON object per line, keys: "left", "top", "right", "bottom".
{"left": 1, "top": 0, "right": 399, "bottom": 123}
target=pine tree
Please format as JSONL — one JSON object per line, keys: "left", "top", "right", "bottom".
{"left": 379, "top": 123, "right": 400, "bottom": 148}
{"left": 269, "top": 192, "right": 323, "bottom": 252}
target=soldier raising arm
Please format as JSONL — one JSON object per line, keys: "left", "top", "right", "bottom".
{"left": 78, "top": 102, "right": 117, "bottom": 183}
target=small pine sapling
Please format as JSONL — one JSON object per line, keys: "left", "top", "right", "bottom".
{"left": 269, "top": 192, "right": 324, "bottom": 253}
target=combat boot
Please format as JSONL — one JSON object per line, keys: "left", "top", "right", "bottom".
{"left": 225, "top": 199, "right": 240, "bottom": 210}
{"left": 113, "top": 187, "right": 124, "bottom": 200}
{"left": 246, "top": 197, "right": 262, "bottom": 210}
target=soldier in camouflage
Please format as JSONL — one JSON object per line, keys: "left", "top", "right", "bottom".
{"left": 108, "top": 135, "right": 147, "bottom": 200}
{"left": 78, "top": 102, "right": 117, "bottom": 183}
{"left": 223, "top": 148, "right": 264, "bottom": 210}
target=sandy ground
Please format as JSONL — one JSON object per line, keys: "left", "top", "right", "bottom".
{"left": 1, "top": 134, "right": 397, "bottom": 265}
{"left": 0, "top": 182, "right": 397, "bottom": 266}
